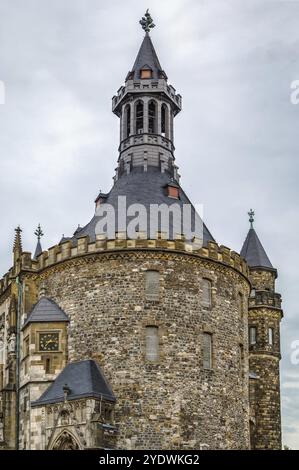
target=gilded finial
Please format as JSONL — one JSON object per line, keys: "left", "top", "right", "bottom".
{"left": 34, "top": 224, "right": 44, "bottom": 241}
{"left": 139, "top": 9, "right": 155, "bottom": 33}
{"left": 248, "top": 209, "right": 255, "bottom": 228}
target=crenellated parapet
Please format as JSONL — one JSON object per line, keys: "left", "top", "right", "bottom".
{"left": 249, "top": 290, "right": 282, "bottom": 311}
{"left": 0, "top": 234, "right": 250, "bottom": 297}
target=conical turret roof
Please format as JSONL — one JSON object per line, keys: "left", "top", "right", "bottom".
{"left": 241, "top": 227, "right": 273, "bottom": 269}
{"left": 128, "top": 33, "right": 166, "bottom": 80}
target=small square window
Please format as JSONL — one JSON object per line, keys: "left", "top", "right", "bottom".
{"left": 141, "top": 69, "right": 152, "bottom": 79}
{"left": 167, "top": 186, "right": 179, "bottom": 199}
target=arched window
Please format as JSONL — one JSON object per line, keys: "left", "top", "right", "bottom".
{"left": 135, "top": 101, "right": 144, "bottom": 134}
{"left": 124, "top": 104, "right": 131, "bottom": 138}
{"left": 148, "top": 101, "right": 157, "bottom": 134}
{"left": 161, "top": 103, "right": 169, "bottom": 137}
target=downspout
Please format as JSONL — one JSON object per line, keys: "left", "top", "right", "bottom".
{"left": 15, "top": 275, "right": 23, "bottom": 450}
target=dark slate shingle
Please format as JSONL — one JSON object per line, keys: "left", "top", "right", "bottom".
{"left": 22, "top": 297, "right": 69, "bottom": 329}
{"left": 33, "top": 239, "right": 42, "bottom": 260}
{"left": 32, "top": 360, "right": 116, "bottom": 406}
{"left": 73, "top": 167, "right": 215, "bottom": 246}
{"left": 240, "top": 228, "right": 273, "bottom": 269}
{"left": 130, "top": 33, "right": 164, "bottom": 80}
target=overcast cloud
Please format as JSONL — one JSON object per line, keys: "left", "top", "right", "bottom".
{"left": 0, "top": 0, "right": 298, "bottom": 449}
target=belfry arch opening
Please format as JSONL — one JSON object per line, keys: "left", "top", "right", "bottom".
{"left": 148, "top": 100, "right": 157, "bottom": 134}
{"left": 161, "top": 103, "right": 169, "bottom": 138}
{"left": 124, "top": 104, "right": 131, "bottom": 138}
{"left": 135, "top": 100, "right": 144, "bottom": 134}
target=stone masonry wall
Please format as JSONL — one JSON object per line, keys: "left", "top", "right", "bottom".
{"left": 26, "top": 249, "right": 251, "bottom": 450}
{"left": 248, "top": 306, "right": 282, "bottom": 449}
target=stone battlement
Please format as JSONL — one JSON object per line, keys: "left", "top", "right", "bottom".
{"left": 0, "top": 234, "right": 249, "bottom": 296}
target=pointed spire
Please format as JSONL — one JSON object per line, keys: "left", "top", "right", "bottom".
{"left": 34, "top": 224, "right": 44, "bottom": 260}
{"left": 127, "top": 26, "right": 166, "bottom": 81}
{"left": 241, "top": 210, "right": 274, "bottom": 269}
{"left": 13, "top": 226, "right": 23, "bottom": 264}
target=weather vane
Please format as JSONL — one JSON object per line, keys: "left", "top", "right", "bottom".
{"left": 139, "top": 9, "right": 155, "bottom": 33}
{"left": 34, "top": 224, "right": 44, "bottom": 241}
{"left": 248, "top": 209, "right": 255, "bottom": 228}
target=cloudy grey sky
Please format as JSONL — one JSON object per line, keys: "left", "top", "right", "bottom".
{"left": 0, "top": 0, "right": 298, "bottom": 448}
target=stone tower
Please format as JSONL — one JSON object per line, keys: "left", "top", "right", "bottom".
{"left": 0, "top": 12, "right": 283, "bottom": 451}
{"left": 241, "top": 211, "right": 283, "bottom": 449}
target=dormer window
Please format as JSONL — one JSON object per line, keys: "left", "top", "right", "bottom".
{"left": 95, "top": 192, "right": 108, "bottom": 209}
{"left": 140, "top": 65, "right": 153, "bottom": 79}
{"left": 166, "top": 180, "right": 180, "bottom": 199}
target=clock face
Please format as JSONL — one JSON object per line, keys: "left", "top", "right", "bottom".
{"left": 39, "top": 332, "right": 59, "bottom": 351}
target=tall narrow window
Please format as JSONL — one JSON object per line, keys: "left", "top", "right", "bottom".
{"left": 125, "top": 104, "right": 131, "bottom": 138}
{"left": 161, "top": 104, "right": 169, "bottom": 137}
{"left": 136, "top": 101, "right": 144, "bottom": 134}
{"left": 145, "top": 270, "right": 160, "bottom": 301}
{"left": 239, "top": 344, "right": 244, "bottom": 378}
{"left": 268, "top": 327, "right": 274, "bottom": 346}
{"left": 238, "top": 293, "right": 244, "bottom": 318}
{"left": 202, "top": 279, "right": 212, "bottom": 308}
{"left": 203, "top": 333, "right": 212, "bottom": 369}
{"left": 45, "top": 358, "right": 51, "bottom": 374}
{"left": 23, "top": 336, "right": 29, "bottom": 358}
{"left": 146, "top": 326, "right": 159, "bottom": 362}
{"left": 148, "top": 101, "right": 156, "bottom": 134}
{"left": 249, "top": 326, "right": 257, "bottom": 345}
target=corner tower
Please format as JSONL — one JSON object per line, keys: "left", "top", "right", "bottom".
{"left": 241, "top": 210, "right": 283, "bottom": 449}
{"left": 112, "top": 11, "right": 182, "bottom": 182}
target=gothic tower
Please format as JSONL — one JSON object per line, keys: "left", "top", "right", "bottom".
{"left": 0, "top": 11, "right": 283, "bottom": 451}
{"left": 112, "top": 29, "right": 182, "bottom": 182}
{"left": 241, "top": 211, "right": 283, "bottom": 449}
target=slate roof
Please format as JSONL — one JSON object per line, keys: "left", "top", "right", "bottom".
{"left": 33, "top": 239, "right": 42, "bottom": 260}
{"left": 240, "top": 228, "right": 274, "bottom": 269}
{"left": 73, "top": 167, "right": 215, "bottom": 245}
{"left": 32, "top": 360, "right": 116, "bottom": 406}
{"left": 129, "top": 33, "right": 166, "bottom": 80}
{"left": 22, "top": 297, "right": 69, "bottom": 329}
